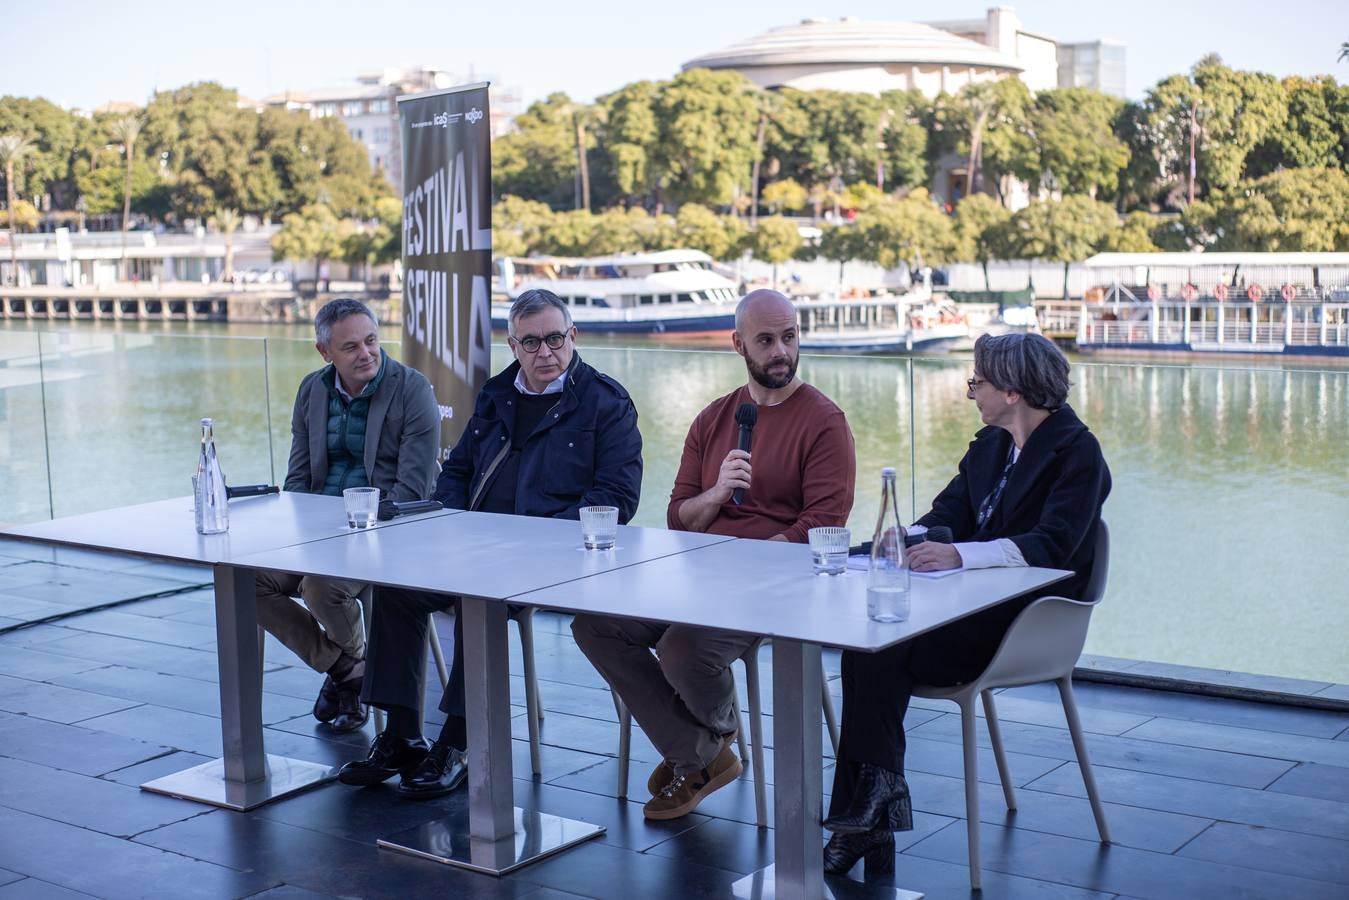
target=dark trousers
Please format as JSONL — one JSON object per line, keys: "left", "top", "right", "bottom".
{"left": 827, "top": 596, "right": 1031, "bottom": 818}
{"left": 361, "top": 586, "right": 464, "bottom": 725}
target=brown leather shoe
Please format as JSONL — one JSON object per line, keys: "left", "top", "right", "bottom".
{"left": 643, "top": 741, "right": 742, "bottom": 820}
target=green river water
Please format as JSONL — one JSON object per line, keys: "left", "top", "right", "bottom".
{"left": 1, "top": 320, "right": 1345, "bottom": 683}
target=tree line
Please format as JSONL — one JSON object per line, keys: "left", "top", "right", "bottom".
{"left": 3, "top": 54, "right": 1348, "bottom": 286}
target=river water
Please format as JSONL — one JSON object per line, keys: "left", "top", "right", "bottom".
{"left": 1, "top": 320, "right": 1345, "bottom": 683}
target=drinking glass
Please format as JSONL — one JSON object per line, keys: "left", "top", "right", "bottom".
{"left": 808, "top": 526, "right": 850, "bottom": 575}
{"left": 579, "top": 506, "right": 619, "bottom": 550}
{"left": 343, "top": 487, "right": 381, "bottom": 529}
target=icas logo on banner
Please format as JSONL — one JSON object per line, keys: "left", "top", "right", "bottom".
{"left": 397, "top": 82, "right": 493, "bottom": 458}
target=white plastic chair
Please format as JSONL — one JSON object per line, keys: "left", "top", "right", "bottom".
{"left": 913, "top": 521, "right": 1111, "bottom": 890}
{"left": 614, "top": 638, "right": 840, "bottom": 828}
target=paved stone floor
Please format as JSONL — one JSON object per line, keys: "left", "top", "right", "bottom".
{"left": 1, "top": 540, "right": 1347, "bottom": 899}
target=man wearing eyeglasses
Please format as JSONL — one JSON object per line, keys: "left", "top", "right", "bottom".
{"left": 338, "top": 288, "right": 643, "bottom": 798}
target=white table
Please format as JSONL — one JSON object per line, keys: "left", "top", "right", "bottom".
{"left": 510, "top": 537, "right": 1071, "bottom": 900}
{"left": 0, "top": 492, "right": 455, "bottom": 810}
{"left": 235, "top": 510, "right": 736, "bottom": 876}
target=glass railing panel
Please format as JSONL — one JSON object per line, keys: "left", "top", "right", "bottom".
{"left": 33, "top": 330, "right": 275, "bottom": 518}
{"left": 0, "top": 329, "right": 54, "bottom": 524}
{"left": 912, "top": 354, "right": 1349, "bottom": 684}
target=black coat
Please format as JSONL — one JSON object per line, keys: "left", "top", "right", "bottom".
{"left": 916, "top": 403, "right": 1110, "bottom": 601}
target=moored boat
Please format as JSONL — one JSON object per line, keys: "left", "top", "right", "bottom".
{"left": 493, "top": 250, "right": 739, "bottom": 336}
{"left": 797, "top": 288, "right": 970, "bottom": 353}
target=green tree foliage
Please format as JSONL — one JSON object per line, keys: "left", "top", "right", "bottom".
{"left": 674, "top": 202, "right": 744, "bottom": 260}
{"left": 995, "top": 196, "right": 1119, "bottom": 294}
{"left": 493, "top": 92, "right": 595, "bottom": 211}
{"left": 75, "top": 155, "right": 162, "bottom": 215}
{"left": 596, "top": 81, "right": 660, "bottom": 206}
{"left": 653, "top": 69, "right": 759, "bottom": 207}
{"left": 1248, "top": 76, "right": 1346, "bottom": 174}
{"left": 849, "top": 189, "right": 955, "bottom": 269}
{"left": 1106, "top": 211, "right": 1162, "bottom": 252}
{"left": 760, "top": 179, "right": 807, "bottom": 213}
{"left": 271, "top": 203, "right": 353, "bottom": 277}
{"left": 494, "top": 195, "right": 556, "bottom": 257}
{"left": 1032, "top": 88, "right": 1129, "bottom": 197}
{"left": 0, "top": 96, "right": 78, "bottom": 205}
{"left": 1209, "top": 167, "right": 1349, "bottom": 251}
{"left": 745, "top": 216, "right": 802, "bottom": 286}
{"left": 953, "top": 193, "right": 1012, "bottom": 288}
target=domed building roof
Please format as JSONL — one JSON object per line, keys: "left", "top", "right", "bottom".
{"left": 683, "top": 17, "right": 1025, "bottom": 75}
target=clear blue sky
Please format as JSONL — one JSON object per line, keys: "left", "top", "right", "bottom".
{"left": 5, "top": 0, "right": 1345, "bottom": 110}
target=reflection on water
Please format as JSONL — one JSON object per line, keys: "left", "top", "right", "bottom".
{"left": 1, "top": 322, "right": 1346, "bottom": 683}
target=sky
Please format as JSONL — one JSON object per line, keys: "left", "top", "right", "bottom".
{"left": 4, "top": 0, "right": 1345, "bottom": 111}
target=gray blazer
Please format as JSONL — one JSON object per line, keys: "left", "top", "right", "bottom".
{"left": 284, "top": 351, "right": 440, "bottom": 502}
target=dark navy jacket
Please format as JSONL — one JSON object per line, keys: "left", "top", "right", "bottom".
{"left": 916, "top": 403, "right": 1110, "bottom": 601}
{"left": 433, "top": 353, "right": 642, "bottom": 523}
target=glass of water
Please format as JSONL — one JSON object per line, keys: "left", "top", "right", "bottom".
{"left": 808, "top": 526, "right": 850, "bottom": 575}
{"left": 343, "top": 487, "right": 381, "bottom": 529}
{"left": 579, "top": 506, "right": 619, "bottom": 550}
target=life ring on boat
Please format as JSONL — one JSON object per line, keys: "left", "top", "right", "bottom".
{"left": 1146, "top": 284, "right": 1160, "bottom": 301}
{"left": 1213, "top": 283, "right": 1229, "bottom": 302}
{"left": 1280, "top": 283, "right": 1296, "bottom": 302}
{"left": 1247, "top": 284, "right": 1264, "bottom": 302}
{"left": 1180, "top": 283, "right": 1198, "bottom": 301}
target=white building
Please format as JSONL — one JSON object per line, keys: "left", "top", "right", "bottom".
{"left": 264, "top": 68, "right": 519, "bottom": 193}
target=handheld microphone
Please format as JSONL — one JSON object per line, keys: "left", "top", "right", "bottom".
{"left": 731, "top": 402, "right": 757, "bottom": 506}
{"left": 225, "top": 484, "right": 279, "bottom": 500}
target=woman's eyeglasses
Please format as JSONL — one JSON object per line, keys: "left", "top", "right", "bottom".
{"left": 966, "top": 376, "right": 987, "bottom": 392}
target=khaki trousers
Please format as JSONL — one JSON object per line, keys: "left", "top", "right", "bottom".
{"left": 255, "top": 571, "right": 367, "bottom": 674}
{"left": 571, "top": 614, "right": 754, "bottom": 775}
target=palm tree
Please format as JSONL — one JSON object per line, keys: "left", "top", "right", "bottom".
{"left": 0, "top": 134, "right": 34, "bottom": 286}
{"left": 215, "top": 208, "right": 241, "bottom": 282}
{"left": 1340, "top": 41, "right": 1348, "bottom": 62}
{"left": 958, "top": 83, "right": 997, "bottom": 201}
{"left": 110, "top": 115, "right": 142, "bottom": 281}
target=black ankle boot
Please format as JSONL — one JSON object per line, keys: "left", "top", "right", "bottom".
{"left": 823, "top": 828, "right": 896, "bottom": 876}
{"left": 824, "top": 763, "right": 913, "bottom": 834}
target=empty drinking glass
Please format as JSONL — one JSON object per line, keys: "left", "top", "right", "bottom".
{"left": 579, "top": 506, "right": 619, "bottom": 550}
{"left": 343, "top": 487, "right": 381, "bottom": 529}
{"left": 808, "top": 526, "right": 850, "bottom": 575}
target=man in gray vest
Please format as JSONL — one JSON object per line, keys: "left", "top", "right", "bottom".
{"left": 257, "top": 298, "right": 440, "bottom": 732}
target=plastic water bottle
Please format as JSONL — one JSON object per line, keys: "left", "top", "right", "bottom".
{"left": 867, "top": 467, "right": 909, "bottom": 622}
{"left": 194, "top": 417, "right": 229, "bottom": 534}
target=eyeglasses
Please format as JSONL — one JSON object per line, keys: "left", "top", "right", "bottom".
{"left": 966, "top": 376, "right": 987, "bottom": 392}
{"left": 512, "top": 331, "right": 569, "bottom": 353}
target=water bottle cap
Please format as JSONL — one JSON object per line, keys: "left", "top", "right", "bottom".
{"left": 881, "top": 466, "right": 896, "bottom": 477}
{"left": 200, "top": 417, "right": 213, "bottom": 427}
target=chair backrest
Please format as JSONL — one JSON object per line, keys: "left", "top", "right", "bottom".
{"left": 974, "top": 595, "right": 1096, "bottom": 690}
{"left": 1081, "top": 520, "right": 1110, "bottom": 606}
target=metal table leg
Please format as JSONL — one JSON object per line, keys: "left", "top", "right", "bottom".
{"left": 378, "top": 596, "right": 603, "bottom": 875}
{"left": 140, "top": 564, "right": 335, "bottom": 810}
{"left": 732, "top": 640, "right": 920, "bottom": 900}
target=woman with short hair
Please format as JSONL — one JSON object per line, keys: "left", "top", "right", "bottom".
{"left": 823, "top": 332, "right": 1112, "bottom": 876}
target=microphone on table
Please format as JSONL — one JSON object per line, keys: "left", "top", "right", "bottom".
{"left": 225, "top": 484, "right": 279, "bottom": 500}
{"left": 731, "top": 402, "right": 758, "bottom": 506}
{"left": 852, "top": 525, "right": 954, "bottom": 556}
{"left": 377, "top": 499, "right": 444, "bottom": 521}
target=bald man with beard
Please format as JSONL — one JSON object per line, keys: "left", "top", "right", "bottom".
{"left": 572, "top": 290, "right": 857, "bottom": 821}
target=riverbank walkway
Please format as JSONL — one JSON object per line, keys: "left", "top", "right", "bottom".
{"left": 1, "top": 538, "right": 1346, "bottom": 899}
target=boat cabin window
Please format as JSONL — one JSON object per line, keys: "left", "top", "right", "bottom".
{"left": 677, "top": 293, "right": 694, "bottom": 303}
{"left": 659, "top": 294, "right": 674, "bottom": 304}
{"left": 638, "top": 295, "right": 655, "bottom": 305}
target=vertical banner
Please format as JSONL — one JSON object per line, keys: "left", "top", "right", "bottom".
{"left": 398, "top": 82, "right": 493, "bottom": 456}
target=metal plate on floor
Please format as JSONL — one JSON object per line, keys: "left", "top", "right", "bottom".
{"left": 378, "top": 807, "right": 605, "bottom": 876}
{"left": 732, "top": 865, "right": 923, "bottom": 899}
{"left": 140, "top": 754, "right": 335, "bottom": 811}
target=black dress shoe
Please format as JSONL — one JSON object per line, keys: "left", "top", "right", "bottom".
{"left": 823, "top": 762, "right": 913, "bottom": 834}
{"left": 337, "top": 732, "right": 430, "bottom": 786}
{"left": 398, "top": 743, "right": 468, "bottom": 799}
{"left": 823, "top": 828, "right": 896, "bottom": 876}
{"left": 313, "top": 675, "right": 339, "bottom": 723}
{"left": 329, "top": 680, "right": 369, "bottom": 734}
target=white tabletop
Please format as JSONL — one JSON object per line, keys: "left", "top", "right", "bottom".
{"left": 233, "top": 510, "right": 736, "bottom": 600}
{"left": 510, "top": 536, "right": 1072, "bottom": 653}
{"left": 0, "top": 492, "right": 453, "bottom": 566}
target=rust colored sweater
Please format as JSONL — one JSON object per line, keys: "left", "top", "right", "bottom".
{"left": 666, "top": 383, "right": 856, "bottom": 542}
